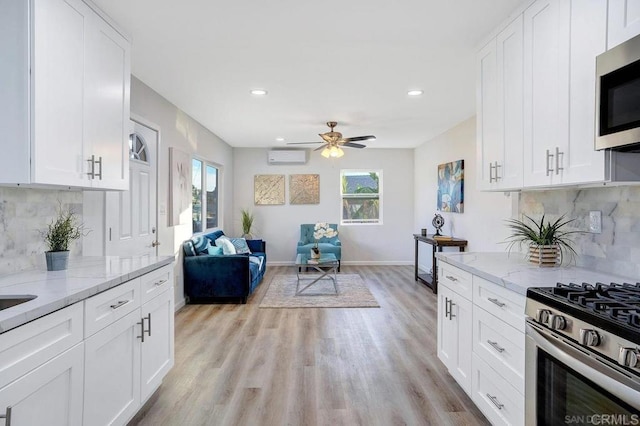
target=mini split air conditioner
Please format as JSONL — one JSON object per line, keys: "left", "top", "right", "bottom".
{"left": 267, "top": 150, "right": 307, "bottom": 164}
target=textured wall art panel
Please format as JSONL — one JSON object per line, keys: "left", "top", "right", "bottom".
{"left": 254, "top": 174, "right": 285, "bottom": 205}
{"left": 289, "top": 174, "right": 319, "bottom": 204}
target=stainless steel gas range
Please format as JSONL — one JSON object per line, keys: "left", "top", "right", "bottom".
{"left": 525, "top": 282, "right": 640, "bottom": 425}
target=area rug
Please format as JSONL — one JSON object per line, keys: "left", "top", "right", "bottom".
{"left": 259, "top": 274, "right": 380, "bottom": 308}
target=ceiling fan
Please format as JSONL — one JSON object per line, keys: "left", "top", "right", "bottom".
{"left": 286, "top": 121, "right": 376, "bottom": 158}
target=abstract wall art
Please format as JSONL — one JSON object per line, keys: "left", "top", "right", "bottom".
{"left": 254, "top": 174, "right": 285, "bottom": 205}
{"left": 437, "top": 159, "right": 464, "bottom": 213}
{"left": 289, "top": 174, "right": 320, "bottom": 204}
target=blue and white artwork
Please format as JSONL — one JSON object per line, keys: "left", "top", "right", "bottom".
{"left": 437, "top": 159, "right": 464, "bottom": 213}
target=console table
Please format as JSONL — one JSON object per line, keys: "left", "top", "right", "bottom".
{"left": 413, "top": 234, "right": 467, "bottom": 293}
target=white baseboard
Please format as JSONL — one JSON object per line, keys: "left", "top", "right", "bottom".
{"left": 174, "top": 298, "right": 186, "bottom": 311}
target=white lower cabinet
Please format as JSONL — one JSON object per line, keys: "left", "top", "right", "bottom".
{"left": 0, "top": 343, "right": 84, "bottom": 426}
{"left": 437, "top": 273, "right": 473, "bottom": 394}
{"left": 83, "top": 264, "right": 174, "bottom": 425}
{"left": 437, "top": 261, "right": 526, "bottom": 425}
{"left": 84, "top": 309, "right": 142, "bottom": 425}
{"left": 472, "top": 353, "right": 524, "bottom": 426}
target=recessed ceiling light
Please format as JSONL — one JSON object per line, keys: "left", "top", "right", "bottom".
{"left": 407, "top": 90, "right": 423, "bottom": 96}
{"left": 250, "top": 89, "right": 268, "bottom": 96}
{"left": 275, "top": 137, "right": 285, "bottom": 142}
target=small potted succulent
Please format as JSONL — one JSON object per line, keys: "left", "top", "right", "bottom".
{"left": 43, "top": 205, "right": 85, "bottom": 271}
{"left": 505, "top": 214, "right": 583, "bottom": 267}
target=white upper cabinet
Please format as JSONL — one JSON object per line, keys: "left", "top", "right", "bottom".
{"left": 476, "top": 16, "right": 524, "bottom": 191}
{"left": 477, "top": 0, "right": 611, "bottom": 190}
{"left": 562, "top": 0, "right": 608, "bottom": 185}
{"left": 523, "top": 0, "right": 566, "bottom": 187}
{"left": 608, "top": 0, "right": 640, "bottom": 50}
{"left": 0, "top": 0, "right": 130, "bottom": 190}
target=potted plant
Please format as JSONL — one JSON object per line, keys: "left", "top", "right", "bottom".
{"left": 505, "top": 214, "right": 582, "bottom": 267}
{"left": 42, "top": 205, "right": 85, "bottom": 271}
{"left": 312, "top": 222, "right": 338, "bottom": 259}
{"left": 241, "top": 208, "right": 255, "bottom": 239}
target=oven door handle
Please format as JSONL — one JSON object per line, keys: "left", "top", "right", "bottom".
{"left": 526, "top": 323, "right": 640, "bottom": 409}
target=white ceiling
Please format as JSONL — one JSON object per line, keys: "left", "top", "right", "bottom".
{"left": 93, "top": 0, "right": 522, "bottom": 149}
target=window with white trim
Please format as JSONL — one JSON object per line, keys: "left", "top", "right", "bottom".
{"left": 192, "top": 158, "right": 219, "bottom": 233}
{"left": 340, "top": 170, "right": 382, "bottom": 225}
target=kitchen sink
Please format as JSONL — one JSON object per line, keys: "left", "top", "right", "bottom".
{"left": 0, "top": 295, "right": 37, "bottom": 311}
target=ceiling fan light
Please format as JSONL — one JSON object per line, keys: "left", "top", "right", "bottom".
{"left": 335, "top": 147, "right": 345, "bottom": 158}
{"left": 321, "top": 147, "right": 331, "bottom": 158}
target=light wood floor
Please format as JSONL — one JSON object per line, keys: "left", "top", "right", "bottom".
{"left": 131, "top": 265, "right": 489, "bottom": 426}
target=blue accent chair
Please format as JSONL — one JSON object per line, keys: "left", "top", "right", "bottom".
{"left": 183, "top": 230, "right": 266, "bottom": 304}
{"left": 296, "top": 224, "right": 341, "bottom": 271}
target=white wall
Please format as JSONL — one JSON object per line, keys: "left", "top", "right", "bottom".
{"left": 232, "top": 148, "right": 415, "bottom": 265}
{"left": 413, "top": 116, "right": 516, "bottom": 273}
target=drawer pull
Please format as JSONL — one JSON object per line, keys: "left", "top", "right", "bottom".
{"left": 110, "top": 300, "right": 129, "bottom": 310}
{"left": 137, "top": 318, "right": 146, "bottom": 342}
{"left": 145, "top": 313, "right": 152, "bottom": 337}
{"left": 487, "top": 297, "right": 505, "bottom": 308}
{"left": 486, "top": 393, "right": 504, "bottom": 410}
{"left": 445, "top": 275, "right": 458, "bottom": 282}
{"left": 0, "top": 406, "right": 12, "bottom": 425}
{"left": 154, "top": 279, "right": 167, "bottom": 287}
{"left": 487, "top": 340, "right": 505, "bottom": 353}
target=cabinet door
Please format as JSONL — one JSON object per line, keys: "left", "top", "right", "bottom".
{"left": 523, "top": 0, "right": 566, "bottom": 187}
{"left": 32, "top": 0, "right": 89, "bottom": 187}
{"left": 437, "top": 285, "right": 472, "bottom": 394}
{"left": 84, "top": 309, "right": 141, "bottom": 426}
{"left": 437, "top": 284, "right": 457, "bottom": 369}
{"left": 562, "top": 0, "right": 607, "bottom": 184}
{"left": 608, "top": 0, "right": 640, "bottom": 50}
{"left": 476, "top": 39, "right": 500, "bottom": 191}
{"left": 140, "top": 287, "right": 174, "bottom": 402}
{"left": 0, "top": 343, "right": 84, "bottom": 426}
{"left": 84, "top": 14, "right": 131, "bottom": 190}
{"left": 496, "top": 15, "right": 524, "bottom": 190}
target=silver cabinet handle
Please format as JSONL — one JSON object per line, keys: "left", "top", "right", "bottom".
{"left": 109, "top": 300, "right": 129, "bottom": 310}
{"left": 445, "top": 275, "right": 458, "bottom": 282}
{"left": 87, "top": 155, "right": 96, "bottom": 178}
{"left": 487, "top": 297, "right": 505, "bottom": 308}
{"left": 449, "top": 300, "right": 456, "bottom": 319}
{"left": 153, "top": 279, "right": 167, "bottom": 287}
{"left": 494, "top": 161, "right": 501, "bottom": 181}
{"left": 145, "top": 313, "right": 151, "bottom": 337}
{"left": 545, "top": 149, "right": 554, "bottom": 176}
{"left": 486, "top": 393, "right": 504, "bottom": 410}
{"left": 487, "top": 340, "right": 505, "bottom": 353}
{"left": 137, "top": 318, "right": 146, "bottom": 342}
{"left": 0, "top": 406, "right": 12, "bottom": 426}
{"left": 555, "top": 146, "right": 564, "bottom": 175}
{"left": 94, "top": 156, "right": 103, "bottom": 180}
{"left": 445, "top": 297, "right": 451, "bottom": 319}
{"left": 488, "top": 162, "right": 494, "bottom": 183}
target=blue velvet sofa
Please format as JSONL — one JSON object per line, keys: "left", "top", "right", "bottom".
{"left": 296, "top": 223, "right": 341, "bottom": 271}
{"left": 183, "top": 230, "right": 266, "bottom": 304}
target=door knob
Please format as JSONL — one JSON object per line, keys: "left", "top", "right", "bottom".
{"left": 152, "top": 241, "right": 161, "bottom": 247}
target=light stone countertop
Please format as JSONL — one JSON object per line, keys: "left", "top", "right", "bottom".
{"left": 0, "top": 255, "right": 174, "bottom": 334}
{"left": 435, "top": 252, "right": 638, "bottom": 296}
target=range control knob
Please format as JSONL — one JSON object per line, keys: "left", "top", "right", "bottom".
{"left": 618, "top": 348, "right": 640, "bottom": 368}
{"left": 536, "top": 309, "right": 551, "bottom": 324}
{"left": 548, "top": 314, "right": 567, "bottom": 331}
{"left": 579, "top": 329, "right": 601, "bottom": 347}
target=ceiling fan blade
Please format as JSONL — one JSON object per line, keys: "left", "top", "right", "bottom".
{"left": 342, "top": 142, "right": 366, "bottom": 148}
{"left": 314, "top": 144, "right": 328, "bottom": 151}
{"left": 286, "top": 141, "right": 322, "bottom": 145}
{"left": 344, "top": 135, "right": 376, "bottom": 142}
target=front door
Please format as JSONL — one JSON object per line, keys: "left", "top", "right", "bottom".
{"left": 105, "top": 119, "right": 158, "bottom": 256}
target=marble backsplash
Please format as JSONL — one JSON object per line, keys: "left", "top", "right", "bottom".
{"left": 0, "top": 188, "right": 83, "bottom": 274}
{"left": 520, "top": 186, "right": 640, "bottom": 279}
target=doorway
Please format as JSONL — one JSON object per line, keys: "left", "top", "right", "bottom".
{"left": 105, "top": 118, "right": 159, "bottom": 256}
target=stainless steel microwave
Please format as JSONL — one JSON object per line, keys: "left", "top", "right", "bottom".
{"left": 596, "top": 33, "right": 640, "bottom": 151}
